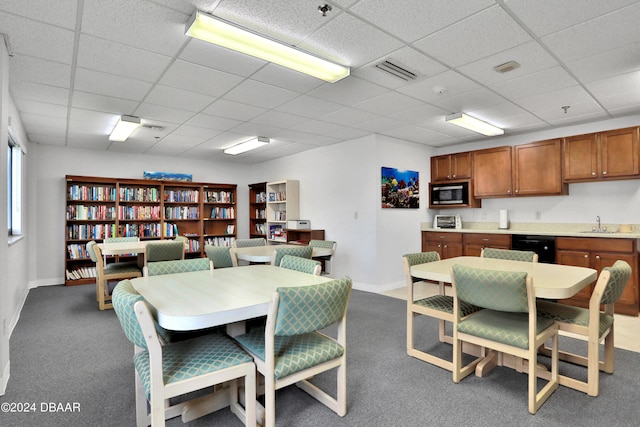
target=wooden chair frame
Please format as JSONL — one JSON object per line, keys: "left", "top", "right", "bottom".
{"left": 92, "top": 243, "right": 141, "bottom": 310}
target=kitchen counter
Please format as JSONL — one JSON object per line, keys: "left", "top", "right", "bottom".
{"left": 421, "top": 222, "right": 640, "bottom": 239}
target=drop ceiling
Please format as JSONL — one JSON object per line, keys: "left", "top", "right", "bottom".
{"left": 1, "top": 0, "right": 639, "bottom": 164}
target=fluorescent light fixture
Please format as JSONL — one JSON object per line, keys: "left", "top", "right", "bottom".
{"left": 445, "top": 113, "right": 504, "bottom": 136}
{"left": 109, "top": 115, "right": 141, "bottom": 142}
{"left": 185, "top": 11, "right": 350, "bottom": 83}
{"left": 224, "top": 137, "right": 270, "bottom": 155}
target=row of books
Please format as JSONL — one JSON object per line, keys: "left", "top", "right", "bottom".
{"left": 119, "top": 187, "right": 160, "bottom": 202}
{"left": 272, "top": 210, "right": 286, "bottom": 221}
{"left": 68, "top": 185, "right": 116, "bottom": 202}
{"left": 268, "top": 191, "right": 286, "bottom": 202}
{"left": 66, "top": 205, "right": 116, "bottom": 221}
{"left": 268, "top": 224, "right": 287, "bottom": 242}
{"left": 205, "top": 190, "right": 234, "bottom": 203}
{"left": 118, "top": 205, "right": 161, "bottom": 220}
{"left": 120, "top": 223, "right": 162, "bottom": 238}
{"left": 165, "top": 189, "right": 199, "bottom": 203}
{"left": 67, "top": 243, "right": 88, "bottom": 259}
{"left": 165, "top": 206, "right": 199, "bottom": 219}
{"left": 254, "top": 223, "right": 266, "bottom": 235}
{"left": 185, "top": 239, "right": 201, "bottom": 253}
{"left": 254, "top": 208, "right": 266, "bottom": 219}
{"left": 65, "top": 266, "right": 97, "bottom": 280}
{"left": 211, "top": 207, "right": 235, "bottom": 219}
{"left": 163, "top": 223, "right": 180, "bottom": 237}
{"left": 254, "top": 192, "right": 267, "bottom": 203}
{"left": 204, "top": 236, "right": 236, "bottom": 247}
{"left": 67, "top": 224, "right": 117, "bottom": 240}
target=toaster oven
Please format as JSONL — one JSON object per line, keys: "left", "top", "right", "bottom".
{"left": 433, "top": 215, "right": 462, "bottom": 229}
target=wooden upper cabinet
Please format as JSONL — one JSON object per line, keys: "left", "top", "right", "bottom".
{"left": 512, "top": 139, "right": 568, "bottom": 196}
{"left": 431, "top": 152, "right": 472, "bottom": 182}
{"left": 564, "top": 127, "right": 640, "bottom": 182}
{"left": 472, "top": 146, "right": 513, "bottom": 198}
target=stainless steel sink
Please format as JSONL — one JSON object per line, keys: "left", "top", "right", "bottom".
{"left": 579, "top": 230, "right": 616, "bottom": 234}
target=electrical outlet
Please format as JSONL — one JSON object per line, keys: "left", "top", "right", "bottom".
{"left": 535, "top": 211, "right": 542, "bottom": 220}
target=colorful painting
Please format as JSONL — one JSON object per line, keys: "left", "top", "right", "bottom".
{"left": 143, "top": 171, "right": 192, "bottom": 182}
{"left": 381, "top": 167, "right": 419, "bottom": 209}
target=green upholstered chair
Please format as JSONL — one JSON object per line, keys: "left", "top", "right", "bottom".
{"left": 87, "top": 241, "right": 142, "bottom": 310}
{"left": 112, "top": 280, "right": 256, "bottom": 427}
{"left": 204, "top": 244, "right": 237, "bottom": 268}
{"left": 104, "top": 236, "right": 139, "bottom": 243}
{"left": 143, "top": 258, "right": 213, "bottom": 277}
{"left": 481, "top": 247, "right": 538, "bottom": 263}
{"left": 452, "top": 265, "right": 559, "bottom": 414}
{"left": 308, "top": 239, "right": 336, "bottom": 275}
{"left": 278, "top": 255, "right": 321, "bottom": 275}
{"left": 144, "top": 240, "right": 184, "bottom": 266}
{"left": 234, "top": 238, "right": 266, "bottom": 248}
{"left": 403, "top": 252, "right": 481, "bottom": 371}
{"left": 538, "top": 260, "right": 631, "bottom": 396}
{"left": 234, "top": 277, "right": 351, "bottom": 427}
{"left": 271, "top": 245, "right": 312, "bottom": 267}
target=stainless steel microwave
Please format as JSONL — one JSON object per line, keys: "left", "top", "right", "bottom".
{"left": 429, "top": 181, "right": 471, "bottom": 206}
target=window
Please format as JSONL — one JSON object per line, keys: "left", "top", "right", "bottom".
{"left": 8, "top": 132, "right": 22, "bottom": 236}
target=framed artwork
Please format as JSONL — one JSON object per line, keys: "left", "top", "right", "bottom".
{"left": 143, "top": 171, "right": 192, "bottom": 182}
{"left": 381, "top": 167, "right": 419, "bottom": 208}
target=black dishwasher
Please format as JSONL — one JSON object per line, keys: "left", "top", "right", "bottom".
{"left": 511, "top": 235, "right": 556, "bottom": 263}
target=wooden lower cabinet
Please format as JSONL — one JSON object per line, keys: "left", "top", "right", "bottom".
{"left": 422, "top": 231, "right": 463, "bottom": 259}
{"left": 556, "top": 237, "right": 639, "bottom": 316}
{"left": 463, "top": 233, "right": 511, "bottom": 257}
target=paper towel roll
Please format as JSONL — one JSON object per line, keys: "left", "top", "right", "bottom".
{"left": 499, "top": 209, "right": 509, "bottom": 229}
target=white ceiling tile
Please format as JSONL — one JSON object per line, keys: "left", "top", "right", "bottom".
{"left": 567, "top": 42, "right": 640, "bottom": 83}
{"left": 9, "top": 54, "right": 71, "bottom": 88}
{"left": 0, "top": 0, "right": 78, "bottom": 29}
{"left": 76, "top": 35, "right": 172, "bottom": 82}
{"left": 381, "top": 125, "right": 454, "bottom": 145}
{"left": 320, "top": 107, "right": 382, "bottom": 127}
{"left": 0, "top": 12, "right": 75, "bottom": 63}
{"left": 144, "top": 84, "right": 216, "bottom": 112}
{"left": 429, "top": 88, "right": 506, "bottom": 115}
{"left": 250, "top": 111, "right": 309, "bottom": 129}
{"left": 81, "top": 0, "right": 188, "bottom": 56}
{"left": 350, "top": 0, "right": 493, "bottom": 42}
{"left": 135, "top": 102, "right": 196, "bottom": 123}
{"left": 352, "top": 116, "right": 407, "bottom": 133}
{"left": 290, "top": 119, "right": 353, "bottom": 136}
{"left": 309, "top": 76, "right": 387, "bottom": 106}
{"left": 223, "top": 80, "right": 299, "bottom": 109}
{"left": 515, "top": 86, "right": 602, "bottom": 115}
{"left": 250, "top": 64, "right": 325, "bottom": 93}
{"left": 541, "top": 3, "right": 640, "bottom": 63}
{"left": 397, "top": 70, "right": 480, "bottom": 102}
{"left": 504, "top": 0, "right": 639, "bottom": 37}
{"left": 156, "top": 133, "right": 206, "bottom": 147}
{"left": 160, "top": 60, "right": 244, "bottom": 97}
{"left": 13, "top": 99, "right": 68, "bottom": 119}
{"left": 389, "top": 104, "right": 449, "bottom": 127}
{"left": 28, "top": 133, "right": 66, "bottom": 146}
{"left": 413, "top": 6, "right": 532, "bottom": 67}
{"left": 179, "top": 39, "right": 267, "bottom": 77}
{"left": 456, "top": 41, "right": 559, "bottom": 86}
{"left": 585, "top": 70, "right": 640, "bottom": 110}
{"left": 71, "top": 91, "right": 139, "bottom": 115}
{"left": 490, "top": 66, "right": 579, "bottom": 100}
{"left": 297, "top": 12, "right": 404, "bottom": 67}
{"left": 69, "top": 108, "right": 118, "bottom": 133}
{"left": 74, "top": 68, "right": 153, "bottom": 101}
{"left": 203, "top": 99, "right": 266, "bottom": 121}
{"left": 276, "top": 95, "right": 344, "bottom": 119}
{"left": 66, "top": 134, "right": 111, "bottom": 150}
{"left": 12, "top": 82, "right": 69, "bottom": 106}
{"left": 231, "top": 122, "right": 285, "bottom": 137}
{"left": 185, "top": 114, "right": 241, "bottom": 131}
{"left": 107, "top": 139, "right": 157, "bottom": 154}
{"left": 354, "top": 92, "right": 423, "bottom": 116}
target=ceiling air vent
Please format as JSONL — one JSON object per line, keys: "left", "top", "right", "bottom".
{"left": 494, "top": 60, "right": 520, "bottom": 73}
{"left": 375, "top": 60, "right": 417, "bottom": 81}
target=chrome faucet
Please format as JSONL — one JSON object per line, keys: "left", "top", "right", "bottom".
{"left": 596, "top": 216, "right": 601, "bottom": 231}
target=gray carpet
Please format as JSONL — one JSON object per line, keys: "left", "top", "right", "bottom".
{"left": 1, "top": 284, "right": 638, "bottom": 426}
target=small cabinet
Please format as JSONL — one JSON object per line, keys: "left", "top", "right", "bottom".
{"left": 422, "top": 231, "right": 463, "bottom": 259}
{"left": 463, "top": 233, "right": 511, "bottom": 257}
{"left": 564, "top": 127, "right": 640, "bottom": 182}
{"left": 249, "top": 182, "right": 267, "bottom": 238}
{"left": 513, "top": 139, "right": 568, "bottom": 196}
{"left": 472, "top": 146, "right": 513, "bottom": 198}
{"left": 556, "top": 237, "right": 638, "bottom": 316}
{"left": 431, "top": 152, "right": 472, "bottom": 182}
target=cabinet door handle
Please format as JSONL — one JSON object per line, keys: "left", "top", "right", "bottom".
{"left": 515, "top": 189, "right": 519, "bottom": 193}
{"left": 595, "top": 255, "right": 600, "bottom": 260}
{"left": 603, "top": 171, "right": 607, "bottom": 175}
{"left": 482, "top": 238, "right": 489, "bottom": 241}
{"left": 591, "top": 172, "right": 596, "bottom": 176}
{"left": 584, "top": 255, "right": 589, "bottom": 258}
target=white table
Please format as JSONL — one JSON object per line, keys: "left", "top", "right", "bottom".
{"left": 233, "top": 244, "right": 333, "bottom": 264}
{"left": 130, "top": 264, "right": 332, "bottom": 331}
{"left": 97, "top": 240, "right": 148, "bottom": 256}
{"left": 410, "top": 256, "right": 596, "bottom": 299}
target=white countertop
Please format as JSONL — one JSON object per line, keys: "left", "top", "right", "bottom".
{"left": 421, "top": 222, "right": 640, "bottom": 239}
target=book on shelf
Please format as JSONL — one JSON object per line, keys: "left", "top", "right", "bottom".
{"left": 226, "top": 224, "right": 235, "bottom": 234}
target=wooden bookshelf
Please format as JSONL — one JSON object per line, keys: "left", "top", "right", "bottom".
{"left": 286, "top": 229, "right": 325, "bottom": 244}
{"left": 249, "top": 182, "right": 267, "bottom": 238}
{"left": 65, "top": 175, "right": 236, "bottom": 285}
